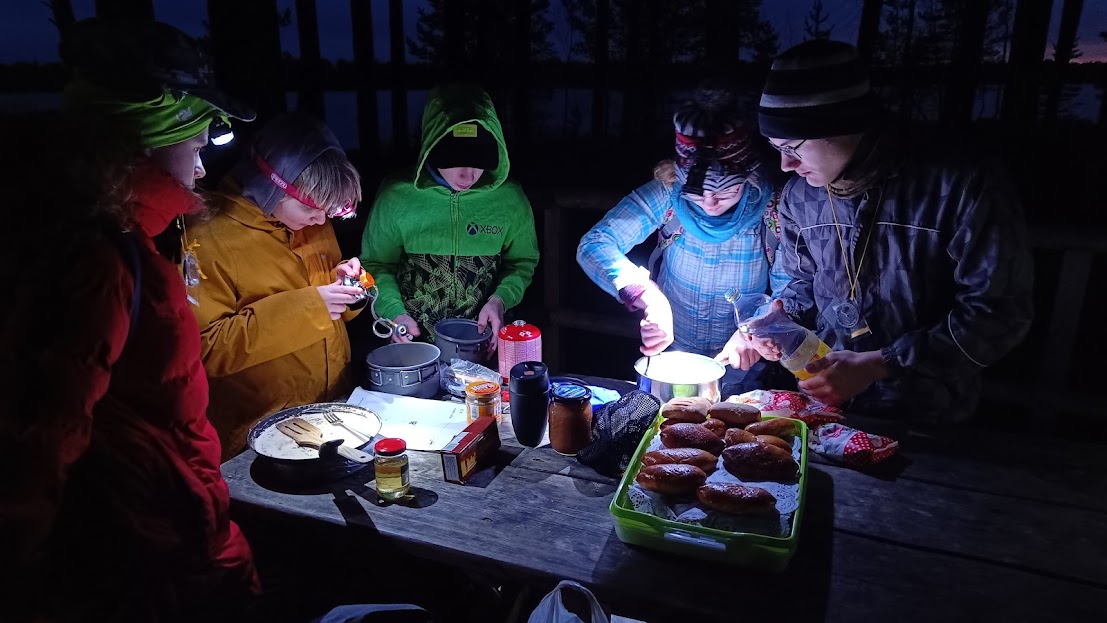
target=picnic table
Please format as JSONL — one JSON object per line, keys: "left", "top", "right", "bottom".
{"left": 221, "top": 375, "right": 1107, "bottom": 622}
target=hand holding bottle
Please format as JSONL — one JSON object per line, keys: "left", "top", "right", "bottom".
{"left": 742, "top": 299, "right": 829, "bottom": 380}
{"left": 798, "top": 350, "right": 889, "bottom": 405}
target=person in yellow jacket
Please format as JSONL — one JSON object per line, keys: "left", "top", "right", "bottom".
{"left": 188, "top": 113, "right": 365, "bottom": 460}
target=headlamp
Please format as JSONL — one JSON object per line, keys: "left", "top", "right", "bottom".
{"left": 209, "top": 116, "right": 234, "bottom": 146}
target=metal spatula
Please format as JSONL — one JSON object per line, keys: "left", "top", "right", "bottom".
{"left": 276, "top": 417, "right": 372, "bottom": 463}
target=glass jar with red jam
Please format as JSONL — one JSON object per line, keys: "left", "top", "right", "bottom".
{"left": 547, "top": 383, "right": 593, "bottom": 456}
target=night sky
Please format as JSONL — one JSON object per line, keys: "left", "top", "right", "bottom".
{"left": 2, "top": 0, "right": 1105, "bottom": 64}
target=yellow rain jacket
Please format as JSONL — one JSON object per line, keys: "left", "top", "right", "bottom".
{"left": 189, "top": 191, "right": 361, "bottom": 460}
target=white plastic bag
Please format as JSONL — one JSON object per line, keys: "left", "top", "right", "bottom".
{"left": 527, "top": 580, "right": 609, "bottom": 623}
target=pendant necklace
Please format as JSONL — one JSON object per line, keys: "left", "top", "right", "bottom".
{"left": 827, "top": 185, "right": 882, "bottom": 341}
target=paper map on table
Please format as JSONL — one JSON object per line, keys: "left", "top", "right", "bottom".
{"left": 346, "top": 387, "right": 469, "bottom": 451}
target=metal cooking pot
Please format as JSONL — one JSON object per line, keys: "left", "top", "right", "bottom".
{"left": 366, "top": 342, "right": 441, "bottom": 399}
{"left": 433, "top": 318, "right": 493, "bottom": 365}
{"left": 634, "top": 352, "right": 724, "bottom": 403}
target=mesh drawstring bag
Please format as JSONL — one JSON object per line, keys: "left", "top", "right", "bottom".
{"left": 577, "top": 391, "right": 661, "bottom": 477}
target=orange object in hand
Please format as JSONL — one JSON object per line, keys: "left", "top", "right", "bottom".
{"left": 359, "top": 272, "right": 375, "bottom": 289}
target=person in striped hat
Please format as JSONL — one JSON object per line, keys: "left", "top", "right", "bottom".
{"left": 754, "top": 40, "right": 1033, "bottom": 422}
{"left": 578, "top": 81, "right": 791, "bottom": 397}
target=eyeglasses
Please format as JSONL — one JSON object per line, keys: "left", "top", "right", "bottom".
{"left": 255, "top": 155, "right": 356, "bottom": 218}
{"left": 680, "top": 188, "right": 744, "bottom": 204}
{"left": 768, "top": 139, "right": 807, "bottom": 160}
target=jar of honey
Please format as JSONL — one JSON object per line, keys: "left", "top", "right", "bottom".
{"left": 547, "top": 383, "right": 593, "bottom": 456}
{"left": 465, "top": 380, "right": 501, "bottom": 424}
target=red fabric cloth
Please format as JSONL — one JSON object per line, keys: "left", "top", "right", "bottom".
{"left": 1, "top": 163, "right": 257, "bottom": 620}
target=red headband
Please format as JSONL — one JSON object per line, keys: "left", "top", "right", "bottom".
{"left": 255, "top": 154, "right": 355, "bottom": 218}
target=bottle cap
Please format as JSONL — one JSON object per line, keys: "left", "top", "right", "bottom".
{"left": 374, "top": 438, "right": 407, "bottom": 456}
{"left": 465, "top": 380, "right": 501, "bottom": 398}
{"left": 551, "top": 383, "right": 591, "bottom": 402}
{"left": 509, "top": 361, "right": 549, "bottom": 395}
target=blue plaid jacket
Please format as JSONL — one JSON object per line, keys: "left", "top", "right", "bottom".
{"left": 577, "top": 180, "right": 788, "bottom": 356}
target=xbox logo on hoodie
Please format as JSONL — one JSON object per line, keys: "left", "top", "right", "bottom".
{"left": 466, "top": 222, "right": 503, "bottom": 236}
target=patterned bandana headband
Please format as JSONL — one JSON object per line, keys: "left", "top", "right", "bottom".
{"left": 255, "top": 153, "right": 355, "bottom": 219}
{"left": 674, "top": 126, "right": 759, "bottom": 195}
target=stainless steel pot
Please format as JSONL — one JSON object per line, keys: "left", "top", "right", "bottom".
{"left": 366, "top": 342, "right": 441, "bottom": 399}
{"left": 634, "top": 352, "right": 724, "bottom": 403}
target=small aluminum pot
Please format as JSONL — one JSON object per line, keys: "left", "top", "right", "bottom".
{"left": 434, "top": 318, "right": 493, "bottom": 365}
{"left": 366, "top": 342, "right": 442, "bottom": 399}
{"left": 634, "top": 352, "right": 724, "bottom": 403}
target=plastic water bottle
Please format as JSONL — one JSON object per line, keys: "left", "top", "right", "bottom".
{"left": 737, "top": 300, "right": 831, "bottom": 381}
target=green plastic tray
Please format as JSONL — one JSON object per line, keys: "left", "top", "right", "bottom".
{"left": 609, "top": 414, "right": 809, "bottom": 571}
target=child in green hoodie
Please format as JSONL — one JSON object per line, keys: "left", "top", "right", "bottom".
{"left": 360, "top": 84, "right": 539, "bottom": 345}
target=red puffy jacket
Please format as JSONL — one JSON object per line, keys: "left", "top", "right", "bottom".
{"left": 1, "top": 164, "right": 258, "bottom": 621}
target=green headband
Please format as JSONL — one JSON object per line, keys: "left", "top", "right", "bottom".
{"left": 64, "top": 81, "right": 228, "bottom": 148}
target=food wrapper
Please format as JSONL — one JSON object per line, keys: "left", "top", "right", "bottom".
{"left": 727, "top": 389, "right": 846, "bottom": 427}
{"left": 440, "top": 358, "right": 501, "bottom": 397}
{"left": 729, "top": 390, "right": 898, "bottom": 467}
{"left": 808, "top": 423, "right": 898, "bottom": 467}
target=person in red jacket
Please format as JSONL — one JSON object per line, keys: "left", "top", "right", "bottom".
{"left": 0, "top": 20, "right": 259, "bottom": 621}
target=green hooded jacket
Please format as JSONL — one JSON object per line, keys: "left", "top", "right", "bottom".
{"left": 360, "top": 84, "right": 539, "bottom": 340}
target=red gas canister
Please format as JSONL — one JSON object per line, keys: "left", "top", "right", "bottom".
{"left": 498, "top": 320, "right": 542, "bottom": 380}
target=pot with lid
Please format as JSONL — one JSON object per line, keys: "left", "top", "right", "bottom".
{"left": 634, "top": 351, "right": 723, "bottom": 403}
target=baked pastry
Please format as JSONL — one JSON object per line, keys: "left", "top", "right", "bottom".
{"left": 660, "top": 397, "right": 710, "bottom": 424}
{"left": 722, "top": 442, "right": 799, "bottom": 481}
{"left": 660, "top": 423, "right": 725, "bottom": 455}
{"left": 702, "top": 418, "right": 728, "bottom": 438}
{"left": 697, "top": 483, "right": 777, "bottom": 515}
{"left": 755, "top": 435, "right": 791, "bottom": 451}
{"left": 723, "top": 427, "right": 757, "bottom": 446}
{"left": 636, "top": 463, "right": 707, "bottom": 496}
{"left": 707, "top": 402, "right": 760, "bottom": 427}
{"left": 745, "top": 417, "right": 798, "bottom": 438}
{"left": 642, "top": 447, "right": 718, "bottom": 473}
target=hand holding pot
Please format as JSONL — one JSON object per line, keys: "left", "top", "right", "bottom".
{"left": 476, "top": 295, "right": 505, "bottom": 352}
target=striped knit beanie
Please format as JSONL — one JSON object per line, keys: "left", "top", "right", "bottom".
{"left": 673, "top": 84, "right": 759, "bottom": 195}
{"left": 759, "top": 40, "right": 879, "bottom": 140}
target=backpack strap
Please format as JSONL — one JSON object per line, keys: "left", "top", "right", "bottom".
{"left": 647, "top": 206, "right": 683, "bottom": 280}
{"left": 104, "top": 228, "right": 142, "bottom": 337}
{"left": 760, "top": 192, "right": 782, "bottom": 265}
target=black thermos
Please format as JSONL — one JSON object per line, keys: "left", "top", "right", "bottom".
{"left": 509, "top": 361, "right": 550, "bottom": 448}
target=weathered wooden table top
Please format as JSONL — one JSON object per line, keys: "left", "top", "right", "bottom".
{"left": 221, "top": 377, "right": 1107, "bottom": 622}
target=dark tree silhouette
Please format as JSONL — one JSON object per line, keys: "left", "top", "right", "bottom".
{"left": 1045, "top": 0, "right": 1084, "bottom": 120}
{"left": 48, "top": 0, "right": 75, "bottom": 36}
{"left": 95, "top": 0, "right": 153, "bottom": 21}
{"left": 407, "top": 0, "right": 555, "bottom": 65}
{"left": 803, "top": 0, "right": 833, "bottom": 41}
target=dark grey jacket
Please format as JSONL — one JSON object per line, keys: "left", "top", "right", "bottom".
{"left": 777, "top": 149, "right": 1033, "bottom": 422}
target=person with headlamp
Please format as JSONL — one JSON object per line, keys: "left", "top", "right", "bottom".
{"left": 577, "top": 81, "right": 790, "bottom": 396}
{"left": 186, "top": 113, "right": 366, "bottom": 460}
{"left": 0, "top": 18, "right": 259, "bottom": 621}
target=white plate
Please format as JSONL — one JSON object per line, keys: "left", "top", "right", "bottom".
{"left": 248, "top": 403, "right": 382, "bottom": 461}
